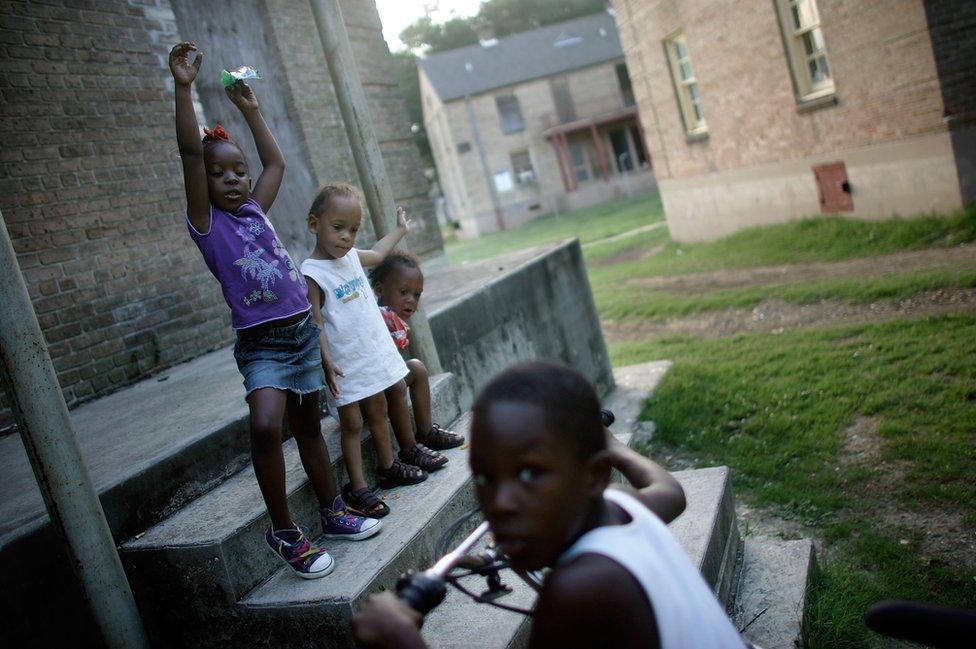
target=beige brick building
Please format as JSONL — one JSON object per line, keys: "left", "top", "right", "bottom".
{"left": 420, "top": 13, "right": 656, "bottom": 238}
{"left": 611, "top": 0, "right": 976, "bottom": 241}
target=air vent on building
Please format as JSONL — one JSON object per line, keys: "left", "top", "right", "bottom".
{"left": 813, "top": 162, "right": 853, "bottom": 212}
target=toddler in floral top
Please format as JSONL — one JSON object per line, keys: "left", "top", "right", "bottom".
{"left": 169, "top": 42, "right": 378, "bottom": 581}
{"left": 370, "top": 252, "right": 465, "bottom": 453}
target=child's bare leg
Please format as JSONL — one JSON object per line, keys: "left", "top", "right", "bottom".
{"left": 406, "top": 359, "right": 432, "bottom": 435}
{"left": 338, "top": 403, "right": 369, "bottom": 492}
{"left": 286, "top": 390, "right": 338, "bottom": 507}
{"left": 361, "top": 392, "right": 395, "bottom": 469}
{"left": 385, "top": 379, "right": 418, "bottom": 450}
{"left": 247, "top": 387, "right": 292, "bottom": 530}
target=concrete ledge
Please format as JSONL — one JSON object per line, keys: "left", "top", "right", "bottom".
{"left": 424, "top": 239, "right": 614, "bottom": 408}
{"left": 734, "top": 537, "right": 817, "bottom": 649}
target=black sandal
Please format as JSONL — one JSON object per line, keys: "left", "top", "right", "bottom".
{"left": 419, "top": 423, "right": 465, "bottom": 450}
{"left": 343, "top": 483, "right": 390, "bottom": 518}
{"left": 376, "top": 458, "right": 428, "bottom": 489}
{"left": 399, "top": 443, "right": 448, "bottom": 471}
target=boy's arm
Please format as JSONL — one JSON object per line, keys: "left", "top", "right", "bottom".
{"left": 351, "top": 591, "right": 427, "bottom": 649}
{"left": 358, "top": 207, "right": 411, "bottom": 267}
{"left": 606, "top": 432, "right": 686, "bottom": 524}
{"left": 306, "top": 277, "right": 342, "bottom": 397}
{"left": 169, "top": 43, "right": 210, "bottom": 232}
{"left": 531, "top": 556, "right": 660, "bottom": 649}
{"left": 226, "top": 82, "right": 285, "bottom": 214}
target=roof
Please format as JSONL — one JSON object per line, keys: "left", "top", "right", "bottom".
{"left": 419, "top": 12, "right": 624, "bottom": 102}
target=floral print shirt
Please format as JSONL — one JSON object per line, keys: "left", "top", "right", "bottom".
{"left": 188, "top": 199, "right": 310, "bottom": 329}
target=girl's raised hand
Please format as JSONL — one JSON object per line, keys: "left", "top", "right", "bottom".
{"left": 226, "top": 81, "right": 259, "bottom": 113}
{"left": 394, "top": 206, "right": 412, "bottom": 233}
{"left": 169, "top": 42, "right": 202, "bottom": 87}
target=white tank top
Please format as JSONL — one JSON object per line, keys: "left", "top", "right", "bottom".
{"left": 301, "top": 252, "right": 408, "bottom": 407}
{"left": 559, "top": 488, "right": 746, "bottom": 649}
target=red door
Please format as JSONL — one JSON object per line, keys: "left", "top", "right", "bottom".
{"left": 813, "top": 162, "right": 853, "bottom": 212}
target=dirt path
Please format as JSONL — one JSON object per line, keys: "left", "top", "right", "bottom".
{"left": 603, "top": 288, "right": 976, "bottom": 343}
{"left": 625, "top": 243, "right": 976, "bottom": 292}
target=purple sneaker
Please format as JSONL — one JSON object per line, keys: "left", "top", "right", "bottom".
{"left": 321, "top": 496, "right": 382, "bottom": 540}
{"left": 266, "top": 526, "right": 335, "bottom": 579}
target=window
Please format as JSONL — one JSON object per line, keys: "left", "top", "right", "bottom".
{"left": 495, "top": 94, "right": 525, "bottom": 134}
{"left": 616, "top": 63, "right": 635, "bottom": 107}
{"left": 550, "top": 77, "right": 576, "bottom": 124}
{"left": 493, "top": 170, "right": 514, "bottom": 193}
{"left": 569, "top": 144, "right": 590, "bottom": 183}
{"left": 775, "top": 0, "right": 834, "bottom": 100}
{"left": 664, "top": 32, "right": 706, "bottom": 135}
{"left": 456, "top": 142, "right": 471, "bottom": 154}
{"left": 510, "top": 150, "right": 536, "bottom": 185}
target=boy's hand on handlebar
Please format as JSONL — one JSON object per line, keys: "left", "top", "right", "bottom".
{"left": 352, "top": 592, "right": 426, "bottom": 649}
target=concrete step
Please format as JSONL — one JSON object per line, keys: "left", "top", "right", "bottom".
{"left": 233, "top": 413, "right": 477, "bottom": 649}
{"left": 733, "top": 536, "right": 817, "bottom": 649}
{"left": 119, "top": 374, "right": 460, "bottom": 635}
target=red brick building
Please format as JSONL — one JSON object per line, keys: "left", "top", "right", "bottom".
{"left": 611, "top": 0, "right": 975, "bottom": 241}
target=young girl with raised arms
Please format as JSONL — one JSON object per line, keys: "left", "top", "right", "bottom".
{"left": 301, "top": 184, "right": 449, "bottom": 519}
{"left": 169, "top": 42, "right": 379, "bottom": 580}
{"left": 369, "top": 253, "right": 464, "bottom": 452}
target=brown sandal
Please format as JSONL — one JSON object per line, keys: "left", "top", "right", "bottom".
{"left": 377, "top": 458, "right": 428, "bottom": 489}
{"left": 399, "top": 443, "right": 448, "bottom": 471}
{"left": 419, "top": 423, "right": 465, "bottom": 450}
{"left": 343, "top": 483, "right": 390, "bottom": 518}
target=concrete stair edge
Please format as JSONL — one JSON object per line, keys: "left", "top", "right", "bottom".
{"left": 733, "top": 536, "right": 817, "bottom": 649}
{"left": 120, "top": 373, "right": 460, "bottom": 613}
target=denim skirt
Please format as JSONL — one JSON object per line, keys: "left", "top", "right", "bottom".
{"left": 233, "top": 311, "right": 327, "bottom": 398}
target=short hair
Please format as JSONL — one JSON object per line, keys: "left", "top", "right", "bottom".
{"left": 369, "top": 250, "right": 421, "bottom": 288}
{"left": 308, "top": 181, "right": 362, "bottom": 218}
{"left": 472, "top": 361, "right": 605, "bottom": 461}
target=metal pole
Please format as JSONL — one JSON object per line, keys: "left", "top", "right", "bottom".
{"left": 464, "top": 94, "right": 506, "bottom": 232}
{"left": 0, "top": 210, "right": 149, "bottom": 648}
{"left": 309, "top": 0, "right": 442, "bottom": 373}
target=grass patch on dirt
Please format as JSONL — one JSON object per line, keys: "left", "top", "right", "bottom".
{"left": 595, "top": 268, "right": 976, "bottom": 321}
{"left": 612, "top": 315, "right": 976, "bottom": 647}
{"left": 586, "top": 204, "right": 976, "bottom": 280}
{"left": 444, "top": 193, "right": 664, "bottom": 264}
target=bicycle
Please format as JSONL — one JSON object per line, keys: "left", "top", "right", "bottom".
{"left": 393, "top": 409, "right": 616, "bottom": 617}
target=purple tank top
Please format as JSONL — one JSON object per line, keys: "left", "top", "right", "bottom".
{"left": 187, "top": 199, "right": 310, "bottom": 329}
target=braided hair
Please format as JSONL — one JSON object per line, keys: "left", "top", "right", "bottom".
{"left": 201, "top": 123, "right": 244, "bottom": 158}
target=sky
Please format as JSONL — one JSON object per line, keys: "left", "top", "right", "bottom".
{"left": 375, "top": 0, "right": 482, "bottom": 53}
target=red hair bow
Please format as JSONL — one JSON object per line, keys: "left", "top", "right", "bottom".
{"left": 203, "top": 124, "right": 230, "bottom": 141}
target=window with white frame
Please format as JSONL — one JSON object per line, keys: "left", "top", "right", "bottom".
{"left": 510, "top": 150, "right": 536, "bottom": 185}
{"left": 774, "top": 0, "right": 834, "bottom": 100}
{"left": 664, "top": 32, "right": 706, "bottom": 135}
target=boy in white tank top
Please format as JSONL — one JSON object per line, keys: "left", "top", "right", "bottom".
{"left": 353, "top": 362, "right": 747, "bottom": 648}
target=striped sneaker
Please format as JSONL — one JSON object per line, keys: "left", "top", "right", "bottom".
{"left": 266, "top": 526, "right": 335, "bottom": 579}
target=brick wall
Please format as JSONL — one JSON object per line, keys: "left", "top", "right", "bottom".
{"left": 612, "top": 0, "right": 947, "bottom": 181}
{"left": 0, "top": 0, "right": 440, "bottom": 433}
{"left": 0, "top": 0, "right": 232, "bottom": 433}
{"left": 924, "top": 0, "right": 976, "bottom": 204}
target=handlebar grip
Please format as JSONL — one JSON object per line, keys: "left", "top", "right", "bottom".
{"left": 601, "top": 409, "right": 615, "bottom": 427}
{"left": 396, "top": 573, "right": 447, "bottom": 615}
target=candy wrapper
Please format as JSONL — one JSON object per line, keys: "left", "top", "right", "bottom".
{"left": 220, "top": 65, "right": 261, "bottom": 88}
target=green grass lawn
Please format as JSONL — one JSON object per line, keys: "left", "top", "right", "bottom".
{"left": 445, "top": 199, "right": 976, "bottom": 647}
{"left": 443, "top": 193, "right": 665, "bottom": 264}
{"left": 613, "top": 317, "right": 976, "bottom": 647}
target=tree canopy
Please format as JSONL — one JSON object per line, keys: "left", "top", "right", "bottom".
{"left": 399, "top": 0, "right": 607, "bottom": 54}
